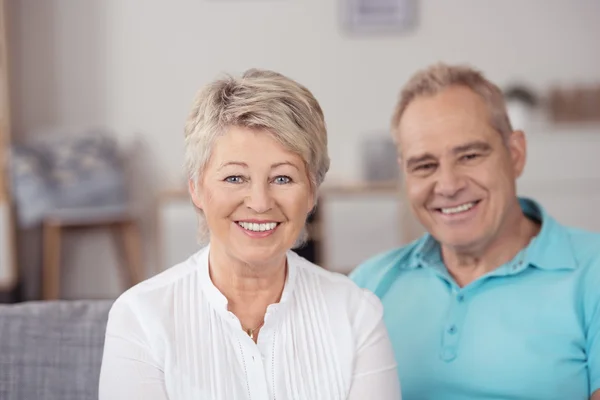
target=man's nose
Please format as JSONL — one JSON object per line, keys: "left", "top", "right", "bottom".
{"left": 433, "top": 164, "right": 467, "bottom": 198}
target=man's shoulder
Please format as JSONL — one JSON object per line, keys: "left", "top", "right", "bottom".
{"left": 349, "top": 237, "right": 425, "bottom": 292}
{"left": 565, "top": 226, "right": 600, "bottom": 258}
{"left": 564, "top": 227, "right": 600, "bottom": 282}
{"left": 532, "top": 198, "right": 600, "bottom": 263}
{"left": 541, "top": 221, "right": 600, "bottom": 304}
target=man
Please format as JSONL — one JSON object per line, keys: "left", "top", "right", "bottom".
{"left": 351, "top": 63, "right": 600, "bottom": 400}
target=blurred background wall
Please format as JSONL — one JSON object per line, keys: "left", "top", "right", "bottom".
{"left": 4, "top": 0, "right": 600, "bottom": 299}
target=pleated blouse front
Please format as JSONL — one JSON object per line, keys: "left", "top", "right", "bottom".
{"left": 99, "top": 245, "right": 400, "bottom": 400}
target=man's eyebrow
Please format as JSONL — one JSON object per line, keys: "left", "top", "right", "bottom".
{"left": 452, "top": 141, "right": 492, "bottom": 154}
{"left": 406, "top": 153, "right": 436, "bottom": 169}
{"left": 405, "top": 141, "right": 492, "bottom": 168}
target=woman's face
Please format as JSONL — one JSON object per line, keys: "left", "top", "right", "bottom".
{"left": 190, "top": 126, "right": 314, "bottom": 268}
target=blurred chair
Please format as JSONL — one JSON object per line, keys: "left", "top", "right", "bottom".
{"left": 10, "top": 130, "right": 144, "bottom": 300}
{"left": 42, "top": 206, "right": 143, "bottom": 300}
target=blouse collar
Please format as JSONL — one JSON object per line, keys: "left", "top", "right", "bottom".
{"left": 196, "top": 244, "right": 298, "bottom": 317}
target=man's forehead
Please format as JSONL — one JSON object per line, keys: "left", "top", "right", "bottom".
{"left": 398, "top": 86, "right": 490, "bottom": 130}
{"left": 397, "top": 114, "right": 490, "bottom": 155}
{"left": 397, "top": 120, "right": 496, "bottom": 159}
{"left": 399, "top": 112, "right": 483, "bottom": 134}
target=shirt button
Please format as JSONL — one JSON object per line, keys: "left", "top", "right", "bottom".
{"left": 457, "top": 294, "right": 464, "bottom": 302}
{"left": 440, "top": 348, "right": 457, "bottom": 362}
{"left": 514, "top": 261, "right": 523, "bottom": 270}
{"left": 448, "top": 325, "right": 457, "bottom": 334}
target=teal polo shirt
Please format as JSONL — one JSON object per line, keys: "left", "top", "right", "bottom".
{"left": 351, "top": 198, "right": 600, "bottom": 400}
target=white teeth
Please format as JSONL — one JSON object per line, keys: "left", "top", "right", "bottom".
{"left": 238, "top": 222, "right": 278, "bottom": 232}
{"left": 441, "top": 202, "right": 476, "bottom": 215}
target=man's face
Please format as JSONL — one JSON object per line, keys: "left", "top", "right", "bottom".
{"left": 396, "top": 86, "right": 526, "bottom": 252}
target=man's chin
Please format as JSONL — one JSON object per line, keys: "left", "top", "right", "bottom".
{"left": 434, "top": 231, "right": 483, "bottom": 251}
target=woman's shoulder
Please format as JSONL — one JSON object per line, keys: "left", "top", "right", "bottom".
{"left": 288, "top": 251, "right": 383, "bottom": 313}
{"left": 111, "top": 247, "right": 207, "bottom": 313}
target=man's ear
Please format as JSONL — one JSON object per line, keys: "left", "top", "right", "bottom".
{"left": 507, "top": 130, "right": 527, "bottom": 178}
{"left": 188, "top": 179, "right": 203, "bottom": 210}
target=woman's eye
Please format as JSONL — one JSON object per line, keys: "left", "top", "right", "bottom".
{"left": 224, "top": 176, "right": 244, "bottom": 184}
{"left": 273, "top": 176, "right": 291, "bottom": 185}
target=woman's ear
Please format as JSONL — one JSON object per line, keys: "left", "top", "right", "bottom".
{"left": 307, "top": 190, "right": 316, "bottom": 211}
{"left": 188, "top": 179, "right": 203, "bottom": 210}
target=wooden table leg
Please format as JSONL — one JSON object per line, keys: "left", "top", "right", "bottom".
{"left": 112, "top": 221, "right": 144, "bottom": 288}
{"left": 42, "top": 222, "right": 61, "bottom": 300}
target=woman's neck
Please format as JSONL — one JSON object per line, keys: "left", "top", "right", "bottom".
{"left": 208, "top": 245, "right": 287, "bottom": 330}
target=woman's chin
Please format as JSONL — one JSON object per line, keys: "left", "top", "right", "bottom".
{"left": 230, "top": 245, "right": 287, "bottom": 268}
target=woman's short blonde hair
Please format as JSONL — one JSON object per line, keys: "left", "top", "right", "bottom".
{"left": 184, "top": 68, "right": 330, "bottom": 244}
{"left": 391, "top": 63, "right": 513, "bottom": 141}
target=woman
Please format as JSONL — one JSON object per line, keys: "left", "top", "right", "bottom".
{"left": 98, "top": 69, "right": 401, "bottom": 399}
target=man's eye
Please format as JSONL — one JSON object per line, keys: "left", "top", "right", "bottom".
{"left": 225, "top": 176, "right": 244, "bottom": 184}
{"left": 273, "top": 176, "right": 292, "bottom": 184}
{"left": 415, "top": 163, "right": 436, "bottom": 171}
{"left": 461, "top": 153, "right": 479, "bottom": 161}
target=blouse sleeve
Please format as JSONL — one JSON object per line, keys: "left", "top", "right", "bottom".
{"left": 98, "top": 298, "right": 169, "bottom": 400}
{"left": 347, "top": 289, "right": 402, "bottom": 400}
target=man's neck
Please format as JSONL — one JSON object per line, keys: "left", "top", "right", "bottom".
{"left": 441, "top": 205, "right": 541, "bottom": 287}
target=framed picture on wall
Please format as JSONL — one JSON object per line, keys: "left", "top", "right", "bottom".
{"left": 341, "top": 0, "right": 417, "bottom": 35}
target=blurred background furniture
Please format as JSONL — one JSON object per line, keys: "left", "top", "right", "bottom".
{"left": 0, "top": 300, "right": 112, "bottom": 400}
{"left": 42, "top": 208, "right": 143, "bottom": 300}
{"left": 3, "top": 1, "right": 600, "bottom": 300}
{"left": 0, "top": 0, "right": 17, "bottom": 302}
{"left": 9, "top": 130, "right": 142, "bottom": 301}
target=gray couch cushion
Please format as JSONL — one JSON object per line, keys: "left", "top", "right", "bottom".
{"left": 0, "top": 300, "right": 113, "bottom": 400}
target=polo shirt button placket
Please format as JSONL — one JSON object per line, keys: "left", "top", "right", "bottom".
{"left": 440, "top": 289, "right": 467, "bottom": 362}
{"left": 440, "top": 347, "right": 457, "bottom": 362}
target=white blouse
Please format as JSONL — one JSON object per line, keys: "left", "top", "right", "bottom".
{"left": 99, "top": 245, "right": 401, "bottom": 400}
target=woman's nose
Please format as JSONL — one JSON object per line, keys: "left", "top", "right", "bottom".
{"left": 245, "top": 183, "right": 274, "bottom": 213}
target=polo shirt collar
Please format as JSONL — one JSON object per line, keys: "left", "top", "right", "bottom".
{"left": 519, "top": 198, "right": 577, "bottom": 271}
{"left": 407, "top": 197, "right": 577, "bottom": 273}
